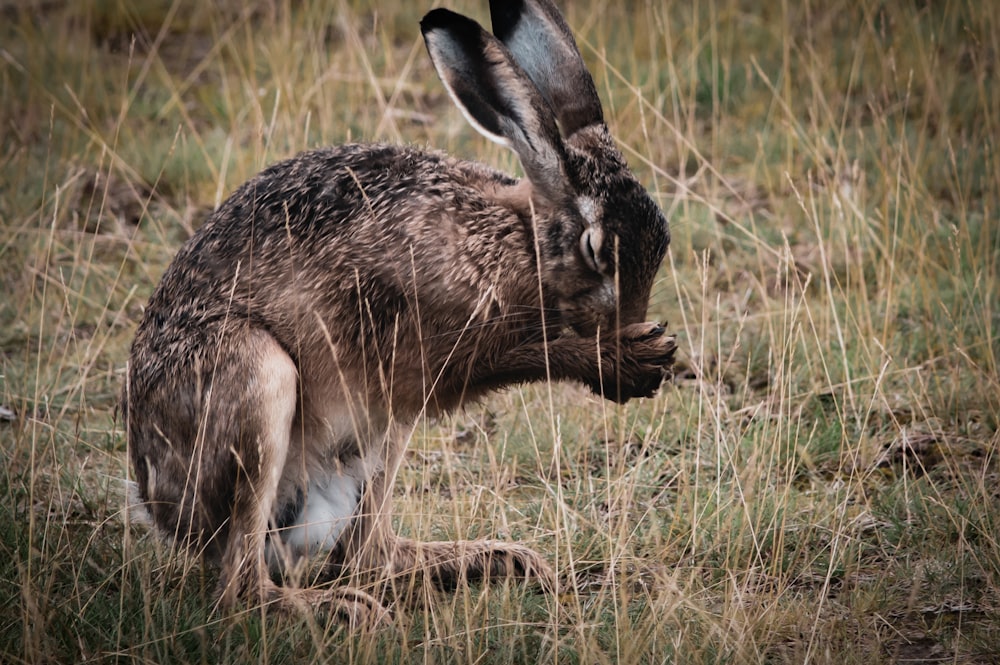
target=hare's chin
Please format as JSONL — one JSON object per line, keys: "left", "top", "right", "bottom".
{"left": 560, "top": 304, "right": 603, "bottom": 337}
{"left": 561, "top": 286, "right": 619, "bottom": 337}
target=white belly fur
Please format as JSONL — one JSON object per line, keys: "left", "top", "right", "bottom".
{"left": 266, "top": 401, "right": 390, "bottom": 569}
{"left": 281, "top": 464, "right": 364, "bottom": 554}
{"left": 265, "top": 454, "right": 375, "bottom": 574}
{"left": 289, "top": 475, "right": 359, "bottom": 550}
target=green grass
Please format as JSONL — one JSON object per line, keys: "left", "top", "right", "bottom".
{"left": 2, "top": 0, "right": 998, "bottom": 662}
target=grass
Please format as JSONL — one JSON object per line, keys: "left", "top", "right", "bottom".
{"left": 1, "top": 0, "right": 998, "bottom": 662}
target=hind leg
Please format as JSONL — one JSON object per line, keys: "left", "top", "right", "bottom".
{"left": 127, "top": 327, "right": 294, "bottom": 603}
{"left": 212, "top": 329, "right": 299, "bottom": 609}
{"left": 129, "top": 326, "right": 389, "bottom": 626}
{"left": 388, "top": 537, "right": 557, "bottom": 593}
{"left": 336, "top": 427, "right": 556, "bottom": 594}
{"left": 210, "top": 332, "right": 388, "bottom": 626}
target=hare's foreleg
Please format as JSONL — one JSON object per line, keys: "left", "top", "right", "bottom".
{"left": 473, "top": 322, "right": 676, "bottom": 403}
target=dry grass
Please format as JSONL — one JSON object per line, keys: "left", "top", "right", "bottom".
{"left": 1, "top": 0, "right": 998, "bottom": 662}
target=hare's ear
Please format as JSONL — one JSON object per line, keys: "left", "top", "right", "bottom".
{"left": 421, "top": 8, "right": 569, "bottom": 202}
{"left": 489, "top": 0, "right": 603, "bottom": 137}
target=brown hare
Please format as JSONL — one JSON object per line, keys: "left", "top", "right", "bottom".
{"left": 123, "top": 0, "right": 675, "bottom": 626}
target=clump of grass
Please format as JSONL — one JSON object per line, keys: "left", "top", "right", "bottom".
{"left": 2, "top": 0, "right": 998, "bottom": 662}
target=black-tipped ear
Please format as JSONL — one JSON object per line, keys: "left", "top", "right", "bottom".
{"left": 489, "top": 0, "right": 603, "bottom": 136}
{"left": 421, "top": 8, "right": 569, "bottom": 202}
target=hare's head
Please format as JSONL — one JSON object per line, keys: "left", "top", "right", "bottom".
{"left": 422, "top": 0, "right": 669, "bottom": 337}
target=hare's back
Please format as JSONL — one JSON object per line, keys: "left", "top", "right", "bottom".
{"left": 144, "top": 143, "right": 477, "bottom": 300}
{"left": 199, "top": 143, "right": 472, "bottom": 244}
{"left": 127, "top": 143, "right": 519, "bottom": 401}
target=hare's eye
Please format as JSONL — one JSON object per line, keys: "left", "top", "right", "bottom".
{"left": 580, "top": 225, "right": 607, "bottom": 275}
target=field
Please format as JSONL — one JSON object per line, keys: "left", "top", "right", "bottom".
{"left": 1, "top": 0, "right": 998, "bottom": 662}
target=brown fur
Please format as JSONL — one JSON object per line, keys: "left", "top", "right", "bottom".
{"left": 123, "top": 0, "right": 675, "bottom": 626}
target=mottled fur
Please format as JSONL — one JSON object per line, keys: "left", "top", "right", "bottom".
{"left": 123, "top": 0, "right": 675, "bottom": 625}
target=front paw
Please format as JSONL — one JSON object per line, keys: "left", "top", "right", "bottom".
{"left": 591, "top": 322, "right": 677, "bottom": 403}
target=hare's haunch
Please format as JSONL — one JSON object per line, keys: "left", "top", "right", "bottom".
{"left": 123, "top": 0, "right": 675, "bottom": 626}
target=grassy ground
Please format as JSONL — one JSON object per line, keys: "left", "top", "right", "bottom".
{"left": 1, "top": 0, "right": 998, "bottom": 662}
